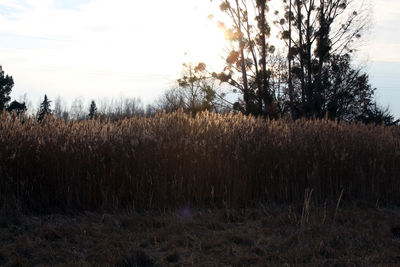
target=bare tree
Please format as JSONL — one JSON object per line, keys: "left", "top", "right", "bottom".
{"left": 278, "top": 0, "right": 370, "bottom": 118}
{"left": 70, "top": 97, "right": 85, "bottom": 120}
{"left": 158, "top": 61, "right": 230, "bottom": 114}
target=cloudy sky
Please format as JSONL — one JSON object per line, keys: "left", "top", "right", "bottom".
{"left": 0, "top": 0, "right": 399, "bottom": 117}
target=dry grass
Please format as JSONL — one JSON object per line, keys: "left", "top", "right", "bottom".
{"left": 0, "top": 110, "right": 399, "bottom": 214}
{"left": 0, "top": 206, "right": 399, "bottom": 266}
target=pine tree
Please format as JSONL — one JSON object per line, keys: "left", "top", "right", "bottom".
{"left": 0, "top": 66, "right": 14, "bottom": 111}
{"left": 88, "top": 100, "right": 97, "bottom": 120}
{"left": 38, "top": 94, "right": 52, "bottom": 122}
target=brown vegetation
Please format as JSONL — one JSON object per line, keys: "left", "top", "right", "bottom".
{"left": 0, "top": 207, "right": 399, "bottom": 266}
{"left": 0, "top": 110, "right": 399, "bottom": 214}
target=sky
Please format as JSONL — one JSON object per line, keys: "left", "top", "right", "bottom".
{"left": 0, "top": 0, "right": 399, "bottom": 117}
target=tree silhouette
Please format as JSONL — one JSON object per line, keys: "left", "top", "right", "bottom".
{"left": 0, "top": 66, "right": 14, "bottom": 111}
{"left": 88, "top": 100, "right": 97, "bottom": 120}
{"left": 212, "top": 0, "right": 276, "bottom": 116}
{"left": 208, "top": 0, "right": 394, "bottom": 122}
{"left": 158, "top": 62, "right": 229, "bottom": 114}
{"left": 38, "top": 94, "right": 52, "bottom": 122}
{"left": 359, "top": 104, "right": 399, "bottom": 126}
{"left": 277, "top": 0, "right": 370, "bottom": 118}
{"left": 6, "top": 100, "right": 26, "bottom": 115}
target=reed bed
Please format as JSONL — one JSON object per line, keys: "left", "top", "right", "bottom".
{"left": 0, "top": 110, "right": 399, "bottom": 213}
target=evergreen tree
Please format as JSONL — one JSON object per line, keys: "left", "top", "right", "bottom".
{"left": 359, "top": 104, "right": 399, "bottom": 126}
{"left": 88, "top": 100, "right": 97, "bottom": 120}
{"left": 0, "top": 66, "right": 14, "bottom": 111}
{"left": 38, "top": 94, "right": 52, "bottom": 122}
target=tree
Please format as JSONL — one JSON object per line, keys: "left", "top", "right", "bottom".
{"left": 70, "top": 97, "right": 85, "bottom": 120}
{"left": 311, "top": 54, "right": 375, "bottom": 121}
{"left": 122, "top": 97, "right": 144, "bottom": 117}
{"left": 159, "top": 62, "right": 230, "bottom": 114}
{"left": 88, "top": 100, "right": 98, "bottom": 120}
{"left": 54, "top": 96, "right": 66, "bottom": 118}
{"left": 177, "top": 62, "right": 223, "bottom": 113}
{"left": 212, "top": 0, "right": 277, "bottom": 117}
{"left": 38, "top": 94, "right": 52, "bottom": 122}
{"left": 6, "top": 100, "right": 26, "bottom": 115}
{"left": 277, "top": 0, "right": 370, "bottom": 118}
{"left": 359, "top": 104, "right": 399, "bottom": 126}
{"left": 210, "top": 0, "right": 375, "bottom": 120}
{"left": 156, "top": 87, "right": 186, "bottom": 113}
{"left": 286, "top": 0, "right": 295, "bottom": 119}
{"left": 17, "top": 93, "right": 33, "bottom": 115}
{"left": 0, "top": 66, "right": 14, "bottom": 111}
{"left": 207, "top": 0, "right": 393, "bottom": 122}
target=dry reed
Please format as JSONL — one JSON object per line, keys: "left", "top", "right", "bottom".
{"left": 0, "top": 110, "right": 399, "bottom": 213}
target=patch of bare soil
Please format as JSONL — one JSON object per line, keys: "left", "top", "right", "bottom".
{"left": 0, "top": 206, "right": 399, "bottom": 266}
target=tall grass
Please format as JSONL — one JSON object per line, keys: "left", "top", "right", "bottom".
{"left": 0, "top": 110, "right": 399, "bottom": 213}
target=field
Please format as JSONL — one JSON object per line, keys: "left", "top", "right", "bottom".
{"left": 1, "top": 207, "right": 400, "bottom": 266}
{"left": 0, "top": 110, "right": 400, "bottom": 265}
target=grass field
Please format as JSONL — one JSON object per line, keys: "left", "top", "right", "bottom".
{"left": 0, "top": 206, "right": 399, "bottom": 266}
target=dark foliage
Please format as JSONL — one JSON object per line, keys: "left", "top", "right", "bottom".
{"left": 0, "top": 66, "right": 14, "bottom": 111}
{"left": 210, "top": 0, "right": 397, "bottom": 123}
{"left": 38, "top": 95, "right": 52, "bottom": 122}
{"left": 6, "top": 100, "right": 26, "bottom": 115}
{"left": 88, "top": 100, "right": 97, "bottom": 120}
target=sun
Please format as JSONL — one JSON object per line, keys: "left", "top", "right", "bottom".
{"left": 187, "top": 20, "right": 227, "bottom": 70}
{"left": 164, "top": 2, "right": 228, "bottom": 73}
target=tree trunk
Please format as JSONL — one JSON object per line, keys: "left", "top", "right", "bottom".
{"left": 260, "top": 1, "right": 270, "bottom": 116}
{"left": 288, "top": 0, "right": 295, "bottom": 119}
{"left": 316, "top": 0, "right": 331, "bottom": 118}
{"left": 306, "top": 0, "right": 314, "bottom": 118}
{"left": 236, "top": 0, "right": 250, "bottom": 114}
{"left": 296, "top": 1, "right": 306, "bottom": 116}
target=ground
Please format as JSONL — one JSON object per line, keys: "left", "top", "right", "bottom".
{"left": 0, "top": 206, "right": 400, "bottom": 266}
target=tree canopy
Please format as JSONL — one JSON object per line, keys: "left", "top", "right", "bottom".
{"left": 38, "top": 94, "right": 52, "bottom": 122}
{"left": 0, "top": 66, "right": 14, "bottom": 111}
{"left": 6, "top": 100, "right": 26, "bottom": 115}
{"left": 206, "top": 0, "right": 395, "bottom": 123}
{"left": 88, "top": 100, "right": 98, "bottom": 120}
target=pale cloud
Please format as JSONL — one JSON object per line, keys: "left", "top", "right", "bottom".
{"left": 0, "top": 0, "right": 398, "bottom": 112}
{"left": 359, "top": 0, "right": 400, "bottom": 62}
{"left": 373, "top": 0, "right": 400, "bottom": 23}
{"left": 0, "top": 0, "right": 225, "bottom": 104}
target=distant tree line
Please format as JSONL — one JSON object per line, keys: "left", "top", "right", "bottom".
{"left": 0, "top": 66, "right": 151, "bottom": 121}
{"left": 0, "top": 3, "right": 399, "bottom": 128}
{"left": 51, "top": 96, "right": 148, "bottom": 121}
{"left": 0, "top": 59, "right": 398, "bottom": 125}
